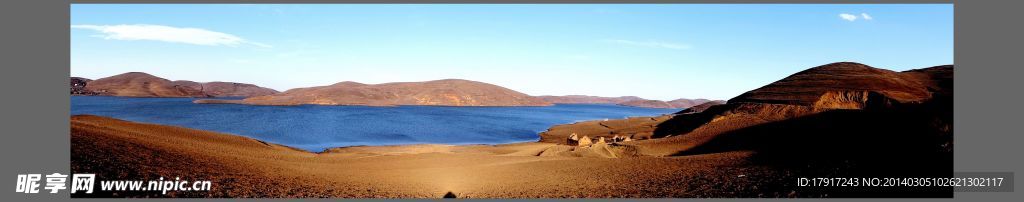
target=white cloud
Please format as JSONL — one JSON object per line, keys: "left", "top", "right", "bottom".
{"left": 603, "top": 39, "right": 691, "bottom": 50}
{"left": 839, "top": 13, "right": 858, "bottom": 21}
{"left": 861, "top": 13, "right": 873, "bottom": 20}
{"left": 71, "top": 24, "right": 270, "bottom": 48}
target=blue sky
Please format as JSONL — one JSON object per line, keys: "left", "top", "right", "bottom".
{"left": 71, "top": 4, "right": 953, "bottom": 100}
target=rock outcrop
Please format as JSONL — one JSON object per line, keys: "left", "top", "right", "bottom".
{"left": 539, "top": 115, "right": 673, "bottom": 144}
{"left": 577, "top": 136, "right": 593, "bottom": 147}
{"left": 566, "top": 133, "right": 580, "bottom": 146}
{"left": 199, "top": 79, "right": 552, "bottom": 107}
{"left": 70, "top": 77, "right": 97, "bottom": 95}
{"left": 612, "top": 135, "right": 632, "bottom": 142}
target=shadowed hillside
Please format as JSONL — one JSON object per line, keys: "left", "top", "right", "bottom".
{"left": 537, "top": 62, "right": 953, "bottom": 197}
{"left": 643, "top": 62, "right": 952, "bottom": 156}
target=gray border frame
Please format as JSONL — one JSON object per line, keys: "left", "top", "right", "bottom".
{"left": 4, "top": 0, "right": 1022, "bottom": 201}
{"left": 68, "top": 0, "right": 954, "bottom": 3}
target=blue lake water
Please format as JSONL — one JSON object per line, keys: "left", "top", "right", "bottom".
{"left": 71, "top": 96, "right": 680, "bottom": 152}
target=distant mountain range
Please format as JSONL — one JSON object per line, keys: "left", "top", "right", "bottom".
{"left": 196, "top": 79, "right": 552, "bottom": 107}
{"left": 538, "top": 95, "right": 719, "bottom": 109}
{"left": 71, "top": 72, "right": 278, "bottom": 98}
{"left": 534, "top": 95, "right": 645, "bottom": 104}
{"left": 74, "top": 72, "right": 715, "bottom": 108}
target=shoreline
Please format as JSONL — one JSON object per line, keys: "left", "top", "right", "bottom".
{"left": 76, "top": 94, "right": 688, "bottom": 109}
{"left": 72, "top": 97, "right": 680, "bottom": 153}
{"left": 66, "top": 111, "right": 667, "bottom": 154}
{"left": 71, "top": 114, "right": 951, "bottom": 198}
{"left": 70, "top": 114, "right": 793, "bottom": 198}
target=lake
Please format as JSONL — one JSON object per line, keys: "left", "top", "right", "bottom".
{"left": 71, "top": 96, "right": 680, "bottom": 152}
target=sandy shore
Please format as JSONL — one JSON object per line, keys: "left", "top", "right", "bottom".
{"left": 71, "top": 114, "right": 812, "bottom": 198}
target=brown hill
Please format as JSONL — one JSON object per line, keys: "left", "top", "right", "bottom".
{"left": 204, "top": 79, "right": 551, "bottom": 106}
{"left": 536, "top": 95, "right": 644, "bottom": 104}
{"left": 85, "top": 72, "right": 208, "bottom": 97}
{"left": 667, "top": 98, "right": 712, "bottom": 108}
{"left": 201, "top": 82, "right": 278, "bottom": 97}
{"left": 171, "top": 80, "right": 279, "bottom": 97}
{"left": 901, "top": 65, "right": 954, "bottom": 96}
{"left": 630, "top": 62, "right": 950, "bottom": 164}
{"left": 728, "top": 62, "right": 932, "bottom": 106}
{"left": 80, "top": 72, "right": 278, "bottom": 98}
